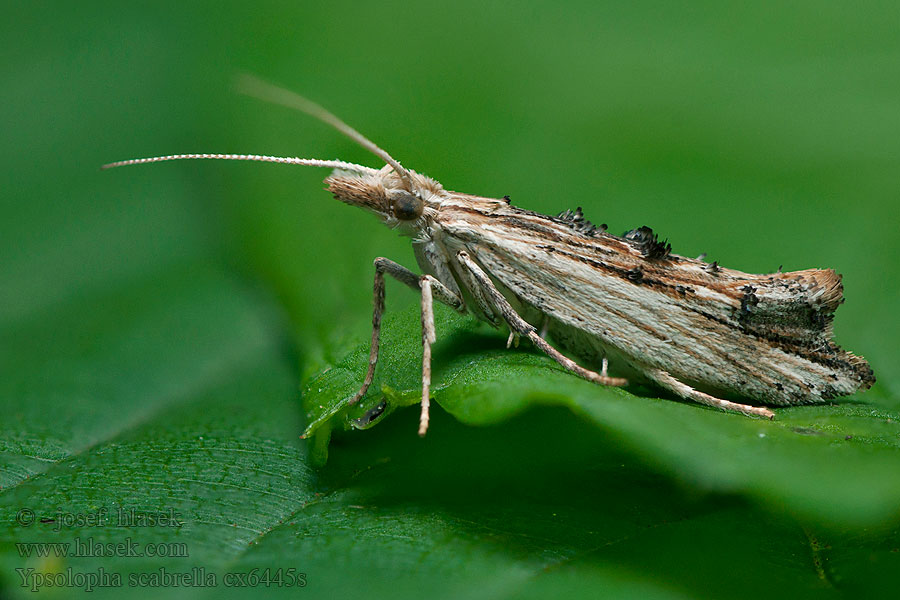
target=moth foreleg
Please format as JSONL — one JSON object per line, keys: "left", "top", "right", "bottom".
{"left": 372, "top": 258, "right": 465, "bottom": 309}
{"left": 419, "top": 276, "right": 438, "bottom": 436}
{"left": 455, "top": 251, "right": 627, "bottom": 388}
{"left": 349, "top": 258, "right": 464, "bottom": 408}
{"left": 647, "top": 368, "right": 775, "bottom": 419}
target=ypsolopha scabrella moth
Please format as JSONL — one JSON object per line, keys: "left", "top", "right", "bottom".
{"left": 105, "top": 75, "right": 875, "bottom": 436}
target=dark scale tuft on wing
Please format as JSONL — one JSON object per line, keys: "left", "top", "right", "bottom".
{"left": 622, "top": 226, "right": 671, "bottom": 259}
{"left": 556, "top": 206, "right": 608, "bottom": 236}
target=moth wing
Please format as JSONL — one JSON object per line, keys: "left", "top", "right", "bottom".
{"left": 438, "top": 204, "right": 873, "bottom": 404}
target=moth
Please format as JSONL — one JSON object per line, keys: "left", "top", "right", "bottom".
{"left": 105, "top": 75, "right": 875, "bottom": 436}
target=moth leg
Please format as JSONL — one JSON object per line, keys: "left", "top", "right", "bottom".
{"left": 600, "top": 357, "right": 609, "bottom": 378}
{"left": 459, "top": 271, "right": 501, "bottom": 326}
{"left": 372, "top": 258, "right": 465, "bottom": 310}
{"left": 456, "top": 251, "right": 627, "bottom": 388}
{"left": 419, "top": 276, "right": 438, "bottom": 436}
{"left": 349, "top": 258, "right": 464, "bottom": 407}
{"left": 506, "top": 332, "right": 521, "bottom": 348}
{"left": 646, "top": 368, "right": 775, "bottom": 419}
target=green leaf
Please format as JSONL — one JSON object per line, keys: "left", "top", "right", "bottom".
{"left": 304, "top": 304, "right": 900, "bottom": 529}
{"left": 6, "top": 1, "right": 900, "bottom": 598}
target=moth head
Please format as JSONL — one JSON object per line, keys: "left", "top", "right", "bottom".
{"left": 324, "top": 165, "right": 443, "bottom": 236}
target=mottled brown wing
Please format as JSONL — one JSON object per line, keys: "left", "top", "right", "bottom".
{"left": 437, "top": 197, "right": 874, "bottom": 405}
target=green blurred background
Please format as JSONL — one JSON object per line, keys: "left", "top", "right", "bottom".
{"left": 3, "top": 1, "right": 900, "bottom": 598}
{"left": 5, "top": 1, "right": 898, "bottom": 379}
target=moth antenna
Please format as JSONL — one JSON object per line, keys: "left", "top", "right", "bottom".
{"left": 235, "top": 73, "right": 413, "bottom": 187}
{"left": 101, "top": 153, "right": 377, "bottom": 174}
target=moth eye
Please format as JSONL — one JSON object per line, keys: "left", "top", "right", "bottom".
{"left": 391, "top": 191, "right": 424, "bottom": 221}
